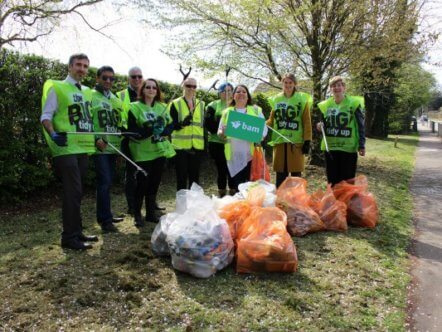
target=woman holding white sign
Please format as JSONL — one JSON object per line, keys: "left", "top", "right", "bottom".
{"left": 218, "top": 85, "right": 267, "bottom": 193}
{"left": 267, "top": 73, "right": 313, "bottom": 187}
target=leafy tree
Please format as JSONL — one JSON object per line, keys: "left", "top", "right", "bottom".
{"left": 389, "top": 63, "right": 436, "bottom": 133}
{"left": 0, "top": 0, "right": 103, "bottom": 48}
{"left": 139, "top": 0, "right": 427, "bottom": 162}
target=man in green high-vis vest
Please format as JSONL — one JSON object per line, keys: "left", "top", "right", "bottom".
{"left": 41, "top": 53, "right": 98, "bottom": 250}
{"left": 91, "top": 65, "right": 124, "bottom": 233}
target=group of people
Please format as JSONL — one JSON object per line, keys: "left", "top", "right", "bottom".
{"left": 41, "top": 53, "right": 365, "bottom": 251}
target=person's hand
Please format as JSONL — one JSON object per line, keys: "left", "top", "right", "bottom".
{"left": 182, "top": 114, "right": 192, "bottom": 126}
{"left": 358, "top": 148, "right": 366, "bottom": 156}
{"left": 302, "top": 140, "right": 310, "bottom": 155}
{"left": 316, "top": 122, "right": 323, "bottom": 132}
{"left": 50, "top": 132, "right": 67, "bottom": 146}
{"left": 95, "top": 138, "right": 107, "bottom": 151}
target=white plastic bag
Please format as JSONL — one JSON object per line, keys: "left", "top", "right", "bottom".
{"left": 151, "top": 212, "right": 179, "bottom": 256}
{"left": 238, "top": 180, "right": 276, "bottom": 207}
{"left": 167, "top": 208, "right": 234, "bottom": 278}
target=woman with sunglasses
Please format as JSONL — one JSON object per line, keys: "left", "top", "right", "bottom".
{"left": 267, "top": 73, "right": 313, "bottom": 187}
{"left": 128, "top": 79, "right": 175, "bottom": 227}
{"left": 204, "top": 82, "right": 235, "bottom": 197}
{"left": 218, "top": 85, "right": 268, "bottom": 193}
{"left": 169, "top": 77, "right": 206, "bottom": 190}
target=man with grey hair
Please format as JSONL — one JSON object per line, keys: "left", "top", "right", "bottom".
{"left": 117, "top": 66, "right": 143, "bottom": 216}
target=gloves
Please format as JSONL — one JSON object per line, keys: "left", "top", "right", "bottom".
{"left": 302, "top": 140, "right": 310, "bottom": 155}
{"left": 153, "top": 117, "right": 165, "bottom": 136}
{"left": 153, "top": 123, "right": 164, "bottom": 137}
{"left": 50, "top": 132, "right": 67, "bottom": 146}
{"left": 181, "top": 114, "right": 192, "bottom": 127}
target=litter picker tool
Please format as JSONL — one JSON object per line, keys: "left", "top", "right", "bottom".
{"left": 319, "top": 122, "right": 330, "bottom": 153}
{"left": 106, "top": 142, "right": 147, "bottom": 177}
{"left": 266, "top": 125, "right": 294, "bottom": 144}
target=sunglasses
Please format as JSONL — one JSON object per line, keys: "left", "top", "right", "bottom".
{"left": 185, "top": 84, "right": 197, "bottom": 89}
{"left": 101, "top": 75, "right": 115, "bottom": 82}
{"left": 145, "top": 85, "right": 157, "bottom": 90}
{"left": 130, "top": 75, "right": 143, "bottom": 79}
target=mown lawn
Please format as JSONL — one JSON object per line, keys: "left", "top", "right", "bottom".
{"left": 0, "top": 135, "right": 418, "bottom": 331}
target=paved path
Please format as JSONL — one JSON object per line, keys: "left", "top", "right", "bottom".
{"left": 409, "top": 126, "right": 442, "bottom": 331}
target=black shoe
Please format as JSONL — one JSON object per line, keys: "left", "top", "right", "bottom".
{"left": 112, "top": 217, "right": 124, "bottom": 223}
{"left": 102, "top": 223, "right": 118, "bottom": 233}
{"left": 154, "top": 202, "right": 166, "bottom": 211}
{"left": 134, "top": 215, "right": 145, "bottom": 228}
{"left": 61, "top": 239, "right": 93, "bottom": 250}
{"left": 78, "top": 233, "right": 99, "bottom": 242}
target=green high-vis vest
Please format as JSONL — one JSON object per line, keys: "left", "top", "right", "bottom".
{"left": 41, "top": 80, "right": 95, "bottom": 157}
{"left": 267, "top": 91, "right": 312, "bottom": 145}
{"left": 317, "top": 95, "right": 363, "bottom": 153}
{"left": 129, "top": 101, "right": 176, "bottom": 162}
{"left": 91, "top": 89, "right": 124, "bottom": 154}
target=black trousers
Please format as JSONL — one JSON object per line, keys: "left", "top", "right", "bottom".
{"left": 121, "top": 139, "right": 137, "bottom": 212}
{"left": 229, "top": 161, "right": 252, "bottom": 191}
{"left": 136, "top": 157, "right": 166, "bottom": 203}
{"left": 325, "top": 151, "right": 358, "bottom": 185}
{"left": 175, "top": 150, "right": 203, "bottom": 190}
{"left": 53, "top": 154, "right": 88, "bottom": 241}
{"left": 208, "top": 142, "right": 234, "bottom": 190}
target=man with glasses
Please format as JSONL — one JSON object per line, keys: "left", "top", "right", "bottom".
{"left": 91, "top": 66, "right": 124, "bottom": 233}
{"left": 117, "top": 67, "right": 143, "bottom": 216}
{"left": 41, "top": 53, "right": 98, "bottom": 250}
{"left": 169, "top": 77, "right": 206, "bottom": 190}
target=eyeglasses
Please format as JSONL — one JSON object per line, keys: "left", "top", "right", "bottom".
{"left": 185, "top": 84, "right": 197, "bottom": 89}
{"left": 130, "top": 75, "right": 142, "bottom": 79}
{"left": 145, "top": 85, "right": 157, "bottom": 90}
{"left": 101, "top": 75, "right": 115, "bottom": 82}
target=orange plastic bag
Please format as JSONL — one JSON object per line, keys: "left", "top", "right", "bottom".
{"left": 236, "top": 207, "right": 298, "bottom": 273}
{"left": 250, "top": 147, "right": 271, "bottom": 182}
{"left": 309, "top": 185, "right": 347, "bottom": 232}
{"left": 276, "top": 177, "right": 310, "bottom": 206}
{"left": 333, "top": 175, "right": 378, "bottom": 228}
{"left": 277, "top": 200, "right": 325, "bottom": 236}
{"left": 219, "top": 201, "right": 253, "bottom": 240}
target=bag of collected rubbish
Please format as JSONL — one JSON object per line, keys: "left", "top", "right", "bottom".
{"left": 236, "top": 207, "right": 298, "bottom": 273}
{"left": 238, "top": 180, "right": 277, "bottom": 207}
{"left": 250, "top": 146, "right": 271, "bottom": 182}
{"left": 333, "top": 175, "right": 378, "bottom": 228}
{"left": 151, "top": 212, "right": 179, "bottom": 256}
{"left": 166, "top": 209, "right": 234, "bottom": 278}
{"left": 277, "top": 200, "right": 325, "bottom": 236}
{"left": 309, "top": 185, "right": 347, "bottom": 232}
{"left": 276, "top": 177, "right": 310, "bottom": 207}
{"left": 219, "top": 201, "right": 253, "bottom": 240}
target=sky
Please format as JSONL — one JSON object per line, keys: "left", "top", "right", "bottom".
{"left": 9, "top": 1, "right": 442, "bottom": 89}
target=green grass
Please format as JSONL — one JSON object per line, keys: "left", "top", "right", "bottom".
{"left": 0, "top": 135, "right": 418, "bottom": 331}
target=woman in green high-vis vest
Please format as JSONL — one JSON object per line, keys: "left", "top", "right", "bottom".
{"left": 127, "top": 79, "right": 175, "bottom": 227}
{"left": 317, "top": 76, "right": 366, "bottom": 185}
{"left": 218, "top": 85, "right": 268, "bottom": 193}
{"left": 267, "top": 73, "right": 313, "bottom": 188}
{"left": 204, "top": 82, "right": 235, "bottom": 197}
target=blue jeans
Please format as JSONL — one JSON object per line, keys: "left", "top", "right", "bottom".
{"left": 94, "top": 154, "right": 116, "bottom": 224}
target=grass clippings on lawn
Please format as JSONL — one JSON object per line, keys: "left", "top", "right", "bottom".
{"left": 0, "top": 135, "right": 418, "bottom": 331}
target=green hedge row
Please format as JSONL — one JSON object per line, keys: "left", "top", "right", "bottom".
{"left": 0, "top": 49, "right": 270, "bottom": 205}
